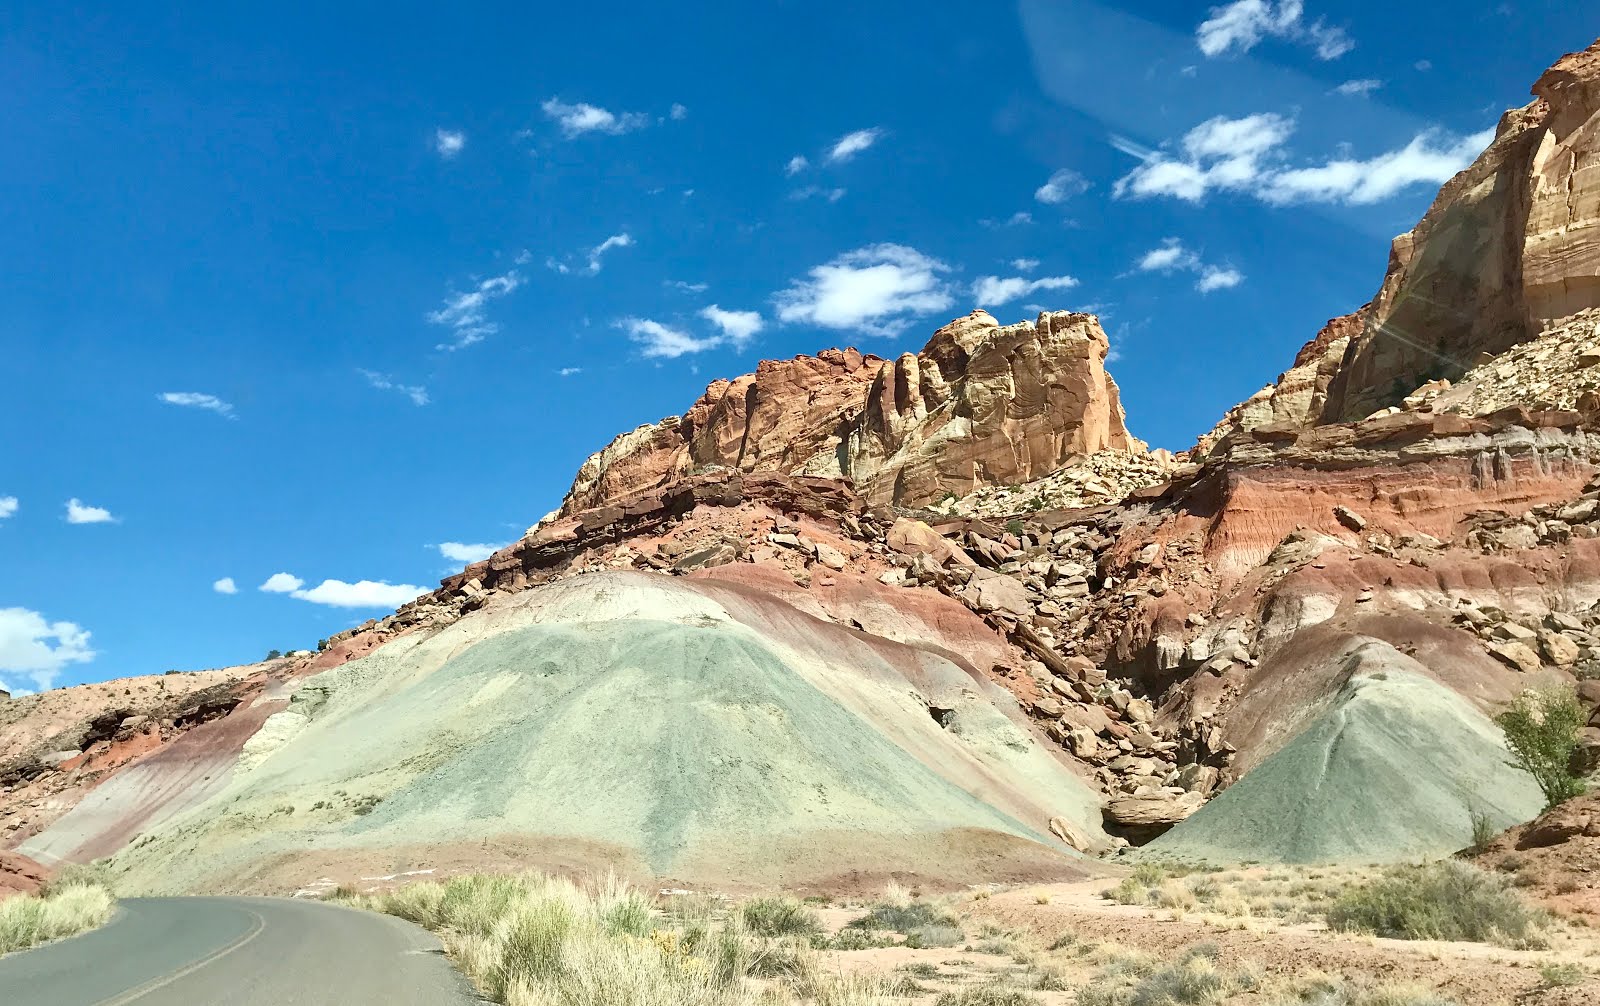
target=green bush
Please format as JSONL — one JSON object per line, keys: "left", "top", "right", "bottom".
{"left": 1325, "top": 861, "right": 1543, "bottom": 946}
{"left": 845, "top": 898, "right": 956, "bottom": 934}
{"left": 738, "top": 896, "right": 822, "bottom": 939}
{"left": 934, "top": 989, "right": 1040, "bottom": 1006}
{"left": 1496, "top": 686, "right": 1587, "bottom": 809}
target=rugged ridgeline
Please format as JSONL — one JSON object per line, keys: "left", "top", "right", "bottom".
{"left": 561, "top": 309, "right": 1147, "bottom": 512}
{"left": 3, "top": 37, "right": 1600, "bottom": 900}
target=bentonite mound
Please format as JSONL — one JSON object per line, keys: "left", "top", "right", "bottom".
{"left": 93, "top": 572, "right": 1102, "bottom": 894}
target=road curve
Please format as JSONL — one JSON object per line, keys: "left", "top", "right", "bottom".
{"left": 0, "top": 895, "right": 481, "bottom": 1005}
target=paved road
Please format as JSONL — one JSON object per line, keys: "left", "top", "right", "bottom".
{"left": 0, "top": 896, "right": 481, "bottom": 1004}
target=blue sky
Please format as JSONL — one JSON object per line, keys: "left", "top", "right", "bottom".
{"left": 3, "top": 2, "right": 1596, "bottom": 691}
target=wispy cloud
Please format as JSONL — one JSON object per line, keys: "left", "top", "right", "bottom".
{"left": 428, "top": 268, "right": 523, "bottom": 351}
{"left": 541, "top": 98, "right": 650, "bottom": 138}
{"left": 558, "top": 367, "right": 583, "bottom": 377}
{"left": 65, "top": 498, "right": 116, "bottom": 524}
{"left": 785, "top": 155, "right": 810, "bottom": 176}
{"left": 1133, "top": 238, "right": 1245, "bottom": 293}
{"left": 435, "top": 541, "right": 510, "bottom": 564}
{"left": 1114, "top": 112, "right": 1490, "bottom": 206}
{"left": 669, "top": 103, "right": 688, "bottom": 121}
{"left": 665, "top": 280, "right": 709, "bottom": 294}
{"left": 213, "top": 577, "right": 238, "bottom": 595}
{"left": 619, "top": 318, "right": 721, "bottom": 359}
{"left": 434, "top": 128, "right": 466, "bottom": 158}
{"left": 1332, "top": 78, "right": 1383, "bottom": 97}
{"left": 773, "top": 244, "right": 952, "bottom": 336}
{"left": 359, "top": 369, "right": 430, "bottom": 406}
{"left": 788, "top": 186, "right": 846, "bottom": 203}
{"left": 971, "top": 274, "right": 1079, "bottom": 307}
{"left": 827, "top": 128, "right": 884, "bottom": 163}
{"left": 0, "top": 606, "right": 95, "bottom": 693}
{"left": 1196, "top": 1, "right": 1353, "bottom": 61}
{"left": 1034, "top": 168, "right": 1090, "bottom": 204}
{"left": 0, "top": 497, "right": 17, "bottom": 520}
{"left": 698, "top": 305, "right": 764, "bottom": 350}
{"left": 1011, "top": 258, "right": 1040, "bottom": 272}
{"left": 549, "top": 233, "right": 635, "bottom": 276}
{"left": 158, "top": 392, "right": 235, "bottom": 418}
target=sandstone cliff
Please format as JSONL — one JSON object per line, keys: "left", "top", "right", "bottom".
{"left": 1201, "top": 37, "right": 1600, "bottom": 451}
{"left": 562, "top": 310, "right": 1144, "bottom": 512}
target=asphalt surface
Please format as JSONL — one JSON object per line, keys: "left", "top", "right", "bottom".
{"left": 0, "top": 896, "right": 482, "bottom": 1004}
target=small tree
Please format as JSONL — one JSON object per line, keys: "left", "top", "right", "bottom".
{"left": 1496, "top": 686, "right": 1586, "bottom": 809}
{"left": 265, "top": 649, "right": 282, "bottom": 660}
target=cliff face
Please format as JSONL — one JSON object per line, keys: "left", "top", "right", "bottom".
{"left": 562, "top": 310, "right": 1144, "bottom": 512}
{"left": 1318, "top": 38, "right": 1600, "bottom": 423}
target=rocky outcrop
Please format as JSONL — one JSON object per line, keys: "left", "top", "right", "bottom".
{"left": 1316, "top": 38, "right": 1600, "bottom": 423}
{"left": 845, "top": 311, "right": 1144, "bottom": 505}
{"left": 561, "top": 310, "right": 1145, "bottom": 513}
{"left": 562, "top": 349, "right": 883, "bottom": 512}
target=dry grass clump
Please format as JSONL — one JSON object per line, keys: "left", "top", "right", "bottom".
{"left": 0, "top": 882, "right": 115, "bottom": 954}
{"left": 1076, "top": 943, "right": 1254, "bottom": 1006}
{"left": 840, "top": 884, "right": 962, "bottom": 949}
{"left": 338, "top": 872, "right": 906, "bottom": 1006}
{"left": 1324, "top": 860, "right": 1546, "bottom": 948}
{"left": 1278, "top": 975, "right": 1462, "bottom": 1006}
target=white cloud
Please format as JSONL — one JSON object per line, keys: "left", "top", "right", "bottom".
{"left": 620, "top": 318, "right": 721, "bottom": 359}
{"left": 669, "top": 103, "right": 688, "bottom": 121}
{"left": 586, "top": 233, "right": 633, "bottom": 274}
{"left": 1034, "top": 168, "right": 1090, "bottom": 204}
{"left": 259, "top": 572, "right": 305, "bottom": 594}
{"left": 698, "top": 305, "right": 764, "bottom": 349}
{"left": 827, "top": 128, "right": 884, "bottom": 163}
{"left": 434, "top": 128, "right": 465, "bottom": 158}
{"left": 436, "top": 541, "right": 510, "bottom": 564}
{"left": 1133, "top": 239, "right": 1245, "bottom": 293}
{"left": 971, "top": 274, "right": 1079, "bottom": 307}
{"left": 0, "top": 497, "right": 16, "bottom": 519}
{"left": 1137, "top": 239, "right": 1202, "bottom": 273}
{"left": 359, "top": 370, "right": 429, "bottom": 406}
{"left": 1262, "top": 128, "right": 1495, "bottom": 204}
{"left": 665, "top": 280, "right": 709, "bottom": 294}
{"left": 1011, "top": 258, "right": 1040, "bottom": 272}
{"left": 158, "top": 392, "right": 235, "bottom": 418}
{"left": 213, "top": 577, "right": 238, "bottom": 595}
{"left": 1196, "top": 1, "right": 1352, "bottom": 61}
{"left": 428, "top": 269, "right": 523, "bottom": 351}
{"left": 290, "top": 579, "right": 427, "bottom": 609}
{"left": 1114, "top": 113, "right": 1489, "bottom": 206}
{"left": 1415, "top": 59, "right": 1432, "bottom": 72}
{"left": 788, "top": 185, "right": 846, "bottom": 203}
{"left": 1333, "top": 78, "right": 1383, "bottom": 96}
{"left": 558, "top": 367, "right": 583, "bottom": 377}
{"left": 1006, "top": 211, "right": 1033, "bottom": 226}
{"left": 773, "top": 244, "right": 953, "bottom": 337}
{"left": 65, "top": 498, "right": 115, "bottom": 524}
{"left": 1197, "top": 266, "right": 1246, "bottom": 292}
{"left": 541, "top": 98, "right": 650, "bottom": 138}
{"left": 0, "top": 607, "right": 95, "bottom": 693}
{"left": 785, "top": 155, "right": 809, "bottom": 176}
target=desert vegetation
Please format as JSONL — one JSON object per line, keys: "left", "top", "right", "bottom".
{"left": 324, "top": 871, "right": 1579, "bottom": 1006}
{"left": 1496, "top": 686, "right": 1587, "bottom": 809}
{"left": 1102, "top": 859, "right": 1551, "bottom": 949}
{"left": 0, "top": 870, "right": 115, "bottom": 955}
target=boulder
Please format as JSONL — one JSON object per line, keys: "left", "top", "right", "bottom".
{"left": 1488, "top": 640, "right": 1542, "bottom": 673}
{"left": 956, "top": 568, "right": 1032, "bottom": 616}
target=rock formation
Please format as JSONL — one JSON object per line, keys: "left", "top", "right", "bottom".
{"left": 562, "top": 310, "right": 1144, "bottom": 512}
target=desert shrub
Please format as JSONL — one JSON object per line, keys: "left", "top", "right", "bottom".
{"left": 40, "top": 859, "right": 117, "bottom": 897}
{"left": 738, "top": 896, "right": 822, "bottom": 939}
{"left": 0, "top": 883, "right": 115, "bottom": 954}
{"left": 1287, "top": 976, "right": 1462, "bottom": 1006}
{"left": 935, "top": 989, "right": 1041, "bottom": 1006}
{"left": 846, "top": 897, "right": 957, "bottom": 934}
{"left": 1467, "top": 806, "right": 1496, "bottom": 854}
{"left": 1497, "top": 686, "right": 1587, "bottom": 809}
{"left": 903, "top": 923, "right": 962, "bottom": 948}
{"left": 1538, "top": 962, "right": 1585, "bottom": 988}
{"left": 1325, "top": 860, "right": 1542, "bottom": 946}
